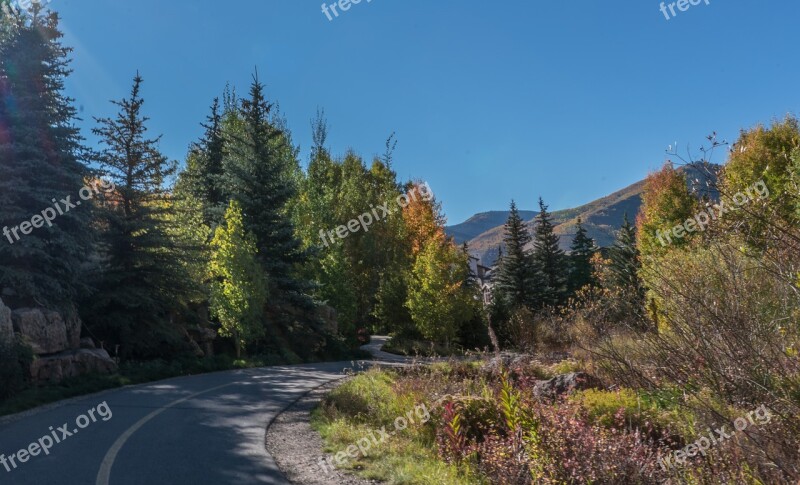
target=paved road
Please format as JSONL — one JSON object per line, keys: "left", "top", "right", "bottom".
{"left": 0, "top": 358, "right": 381, "bottom": 485}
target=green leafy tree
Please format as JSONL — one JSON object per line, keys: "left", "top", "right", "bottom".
{"left": 636, "top": 162, "right": 699, "bottom": 257}
{"left": 406, "top": 240, "right": 473, "bottom": 345}
{"left": 0, "top": 7, "right": 92, "bottom": 309}
{"left": 209, "top": 201, "right": 267, "bottom": 358}
{"left": 722, "top": 116, "right": 799, "bottom": 224}
{"left": 532, "top": 197, "right": 568, "bottom": 307}
{"left": 294, "top": 119, "right": 410, "bottom": 339}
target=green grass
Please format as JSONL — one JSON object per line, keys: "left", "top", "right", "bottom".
{"left": 312, "top": 369, "right": 486, "bottom": 484}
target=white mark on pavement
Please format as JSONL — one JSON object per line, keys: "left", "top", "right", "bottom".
{"left": 95, "top": 382, "right": 237, "bottom": 485}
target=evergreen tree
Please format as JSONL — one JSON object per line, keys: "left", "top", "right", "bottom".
{"left": 0, "top": 7, "right": 92, "bottom": 309}
{"left": 532, "top": 197, "right": 567, "bottom": 307}
{"left": 222, "top": 74, "right": 322, "bottom": 356}
{"left": 568, "top": 217, "right": 596, "bottom": 293}
{"left": 209, "top": 201, "right": 267, "bottom": 359}
{"left": 609, "top": 213, "right": 645, "bottom": 305}
{"left": 176, "top": 98, "right": 227, "bottom": 229}
{"left": 493, "top": 201, "right": 538, "bottom": 310}
{"left": 609, "top": 213, "right": 638, "bottom": 286}
{"left": 84, "top": 74, "right": 189, "bottom": 358}
{"left": 225, "top": 75, "right": 311, "bottom": 306}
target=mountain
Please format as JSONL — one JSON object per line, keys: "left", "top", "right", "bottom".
{"left": 447, "top": 163, "right": 720, "bottom": 267}
{"left": 447, "top": 210, "right": 538, "bottom": 244}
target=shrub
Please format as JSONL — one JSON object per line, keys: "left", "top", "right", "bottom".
{"left": 532, "top": 400, "right": 668, "bottom": 484}
{"left": 0, "top": 336, "right": 34, "bottom": 399}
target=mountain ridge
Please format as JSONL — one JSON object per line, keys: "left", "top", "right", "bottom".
{"left": 445, "top": 163, "right": 719, "bottom": 267}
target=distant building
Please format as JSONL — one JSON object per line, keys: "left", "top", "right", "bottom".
{"left": 468, "top": 255, "right": 495, "bottom": 305}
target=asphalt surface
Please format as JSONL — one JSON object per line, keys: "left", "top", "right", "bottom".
{"left": 0, "top": 338, "right": 402, "bottom": 485}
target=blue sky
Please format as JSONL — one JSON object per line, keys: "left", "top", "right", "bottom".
{"left": 47, "top": 0, "right": 800, "bottom": 224}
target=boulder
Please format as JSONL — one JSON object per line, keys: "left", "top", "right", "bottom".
{"left": 80, "top": 337, "right": 96, "bottom": 349}
{"left": 533, "top": 372, "right": 604, "bottom": 400}
{"left": 316, "top": 305, "right": 338, "bottom": 334}
{"left": 11, "top": 308, "right": 68, "bottom": 355}
{"left": 0, "top": 297, "right": 12, "bottom": 344}
{"left": 29, "top": 348, "right": 117, "bottom": 382}
{"left": 64, "top": 311, "right": 82, "bottom": 350}
{"left": 483, "top": 352, "right": 529, "bottom": 373}
{"left": 187, "top": 326, "right": 217, "bottom": 357}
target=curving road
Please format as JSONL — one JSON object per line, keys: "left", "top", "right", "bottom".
{"left": 0, "top": 354, "right": 388, "bottom": 485}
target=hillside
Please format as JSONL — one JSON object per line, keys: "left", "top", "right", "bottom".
{"left": 447, "top": 210, "right": 538, "bottom": 244}
{"left": 449, "top": 180, "right": 643, "bottom": 266}
{"left": 447, "top": 163, "right": 719, "bottom": 267}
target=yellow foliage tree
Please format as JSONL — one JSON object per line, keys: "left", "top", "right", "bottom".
{"left": 209, "top": 201, "right": 268, "bottom": 358}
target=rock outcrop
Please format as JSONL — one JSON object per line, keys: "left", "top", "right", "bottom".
{"left": 11, "top": 308, "right": 69, "bottom": 355}
{"left": 29, "top": 348, "right": 117, "bottom": 382}
{"left": 0, "top": 298, "right": 116, "bottom": 382}
{"left": 0, "top": 297, "right": 12, "bottom": 344}
{"left": 65, "top": 311, "right": 82, "bottom": 350}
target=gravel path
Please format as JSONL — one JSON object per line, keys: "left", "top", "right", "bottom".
{"left": 265, "top": 379, "right": 379, "bottom": 485}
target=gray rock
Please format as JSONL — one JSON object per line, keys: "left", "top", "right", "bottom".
{"left": 80, "top": 337, "right": 96, "bottom": 349}
{"left": 533, "top": 372, "right": 604, "bottom": 399}
{"left": 65, "top": 311, "right": 82, "bottom": 350}
{"left": 482, "top": 352, "right": 534, "bottom": 375}
{"left": 11, "top": 308, "right": 68, "bottom": 355}
{"left": 0, "top": 297, "right": 13, "bottom": 344}
{"left": 30, "top": 348, "right": 117, "bottom": 382}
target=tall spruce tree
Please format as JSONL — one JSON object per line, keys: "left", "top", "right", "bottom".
{"left": 85, "top": 74, "right": 189, "bottom": 358}
{"left": 223, "top": 74, "right": 322, "bottom": 356}
{"left": 568, "top": 217, "right": 596, "bottom": 293}
{"left": 609, "top": 213, "right": 641, "bottom": 290}
{"left": 531, "top": 197, "right": 567, "bottom": 307}
{"left": 493, "top": 201, "right": 537, "bottom": 310}
{"left": 225, "top": 76, "right": 310, "bottom": 302}
{"left": 0, "top": 7, "right": 92, "bottom": 309}
{"left": 176, "top": 98, "right": 227, "bottom": 229}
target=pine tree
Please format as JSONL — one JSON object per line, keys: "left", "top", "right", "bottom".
{"left": 225, "top": 75, "right": 311, "bottom": 305}
{"left": 609, "top": 213, "right": 645, "bottom": 302}
{"left": 493, "top": 201, "right": 538, "bottom": 310}
{"left": 532, "top": 197, "right": 567, "bottom": 307}
{"left": 568, "top": 217, "right": 596, "bottom": 293}
{"left": 222, "top": 74, "right": 323, "bottom": 356}
{"left": 0, "top": 7, "right": 92, "bottom": 309}
{"left": 176, "top": 98, "right": 227, "bottom": 229}
{"left": 84, "top": 74, "right": 189, "bottom": 358}
{"left": 209, "top": 201, "right": 267, "bottom": 359}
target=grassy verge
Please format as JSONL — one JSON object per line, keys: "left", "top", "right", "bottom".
{"left": 311, "top": 358, "right": 729, "bottom": 484}
{"left": 311, "top": 368, "right": 486, "bottom": 484}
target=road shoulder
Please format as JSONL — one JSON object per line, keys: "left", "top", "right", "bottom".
{"left": 265, "top": 379, "right": 377, "bottom": 485}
